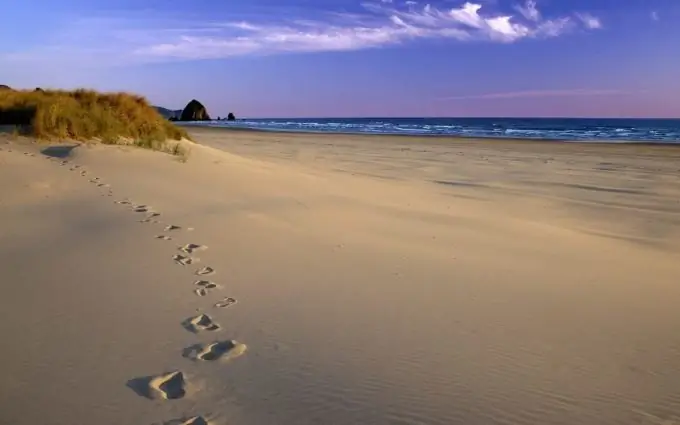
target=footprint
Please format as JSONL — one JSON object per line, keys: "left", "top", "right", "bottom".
{"left": 167, "top": 417, "right": 209, "bottom": 425}
{"left": 194, "top": 280, "right": 218, "bottom": 297}
{"left": 140, "top": 212, "right": 161, "bottom": 223}
{"left": 196, "top": 266, "right": 215, "bottom": 276}
{"left": 180, "top": 243, "right": 207, "bottom": 254}
{"left": 97, "top": 183, "right": 110, "bottom": 188}
{"left": 183, "top": 314, "right": 220, "bottom": 333}
{"left": 191, "top": 340, "right": 247, "bottom": 362}
{"left": 133, "top": 205, "right": 150, "bottom": 213}
{"left": 173, "top": 254, "right": 197, "bottom": 266}
{"left": 165, "top": 225, "right": 182, "bottom": 232}
{"left": 115, "top": 200, "right": 131, "bottom": 205}
{"left": 149, "top": 371, "right": 186, "bottom": 400}
{"left": 128, "top": 371, "right": 186, "bottom": 400}
{"left": 215, "top": 297, "right": 237, "bottom": 309}
{"left": 155, "top": 235, "right": 172, "bottom": 241}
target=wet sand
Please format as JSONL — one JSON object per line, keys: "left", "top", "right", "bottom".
{"left": 1, "top": 129, "right": 679, "bottom": 425}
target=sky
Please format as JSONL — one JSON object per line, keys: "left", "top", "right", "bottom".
{"left": 0, "top": 0, "right": 679, "bottom": 118}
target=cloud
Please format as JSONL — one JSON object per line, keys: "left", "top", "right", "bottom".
{"left": 515, "top": 0, "right": 541, "bottom": 22}
{"left": 651, "top": 11, "right": 659, "bottom": 21}
{"left": 438, "top": 89, "right": 642, "bottom": 101}
{"left": 3, "top": 1, "right": 603, "bottom": 64}
{"left": 575, "top": 13, "right": 602, "bottom": 29}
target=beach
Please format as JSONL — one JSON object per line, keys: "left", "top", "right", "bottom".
{"left": 1, "top": 128, "right": 680, "bottom": 425}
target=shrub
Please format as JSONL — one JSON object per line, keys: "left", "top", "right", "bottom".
{"left": 0, "top": 88, "right": 189, "bottom": 154}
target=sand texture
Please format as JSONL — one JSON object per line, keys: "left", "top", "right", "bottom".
{"left": 1, "top": 130, "right": 680, "bottom": 425}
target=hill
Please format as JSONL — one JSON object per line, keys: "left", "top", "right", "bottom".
{"left": 154, "top": 106, "right": 182, "bottom": 120}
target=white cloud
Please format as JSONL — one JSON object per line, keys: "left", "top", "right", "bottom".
{"left": 651, "top": 11, "right": 659, "bottom": 21}
{"left": 448, "top": 3, "right": 486, "bottom": 28}
{"left": 576, "top": 13, "right": 602, "bottom": 29}
{"left": 515, "top": 0, "right": 541, "bottom": 22}
{"left": 3, "top": 2, "right": 603, "bottom": 64}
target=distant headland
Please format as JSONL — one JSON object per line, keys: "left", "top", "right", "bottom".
{"left": 155, "top": 99, "right": 236, "bottom": 122}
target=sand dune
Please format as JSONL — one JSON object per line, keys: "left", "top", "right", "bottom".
{"left": 1, "top": 130, "right": 679, "bottom": 425}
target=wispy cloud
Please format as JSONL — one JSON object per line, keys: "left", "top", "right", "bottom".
{"left": 515, "top": 0, "right": 541, "bottom": 22}
{"left": 651, "top": 11, "right": 659, "bottom": 21}
{"left": 2, "top": 1, "right": 603, "bottom": 64}
{"left": 438, "top": 89, "right": 643, "bottom": 101}
{"left": 575, "top": 13, "right": 602, "bottom": 29}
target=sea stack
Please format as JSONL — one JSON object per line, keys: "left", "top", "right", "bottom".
{"left": 180, "top": 99, "right": 211, "bottom": 121}
{"left": 227, "top": 112, "right": 236, "bottom": 121}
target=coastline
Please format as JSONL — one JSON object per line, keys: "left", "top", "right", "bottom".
{"left": 179, "top": 122, "right": 680, "bottom": 146}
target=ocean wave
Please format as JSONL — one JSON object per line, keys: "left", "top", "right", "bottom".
{"left": 198, "top": 118, "right": 680, "bottom": 143}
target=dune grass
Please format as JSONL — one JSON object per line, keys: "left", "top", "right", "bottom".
{"left": 0, "top": 88, "right": 190, "bottom": 156}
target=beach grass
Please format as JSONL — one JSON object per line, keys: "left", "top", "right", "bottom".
{"left": 0, "top": 88, "right": 189, "bottom": 155}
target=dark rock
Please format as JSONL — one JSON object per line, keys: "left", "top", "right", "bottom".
{"left": 0, "top": 85, "right": 11, "bottom": 91}
{"left": 227, "top": 112, "right": 236, "bottom": 121}
{"left": 180, "top": 99, "right": 210, "bottom": 121}
{"left": 34, "top": 87, "right": 44, "bottom": 92}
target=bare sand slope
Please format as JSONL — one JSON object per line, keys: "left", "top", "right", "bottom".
{"left": 1, "top": 131, "right": 680, "bottom": 425}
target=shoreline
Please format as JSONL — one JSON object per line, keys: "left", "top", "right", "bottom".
{"left": 178, "top": 123, "right": 680, "bottom": 147}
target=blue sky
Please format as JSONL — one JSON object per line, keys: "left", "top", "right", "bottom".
{"left": 1, "top": 0, "right": 678, "bottom": 118}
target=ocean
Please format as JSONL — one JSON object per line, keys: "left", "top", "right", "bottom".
{"left": 197, "top": 117, "right": 680, "bottom": 143}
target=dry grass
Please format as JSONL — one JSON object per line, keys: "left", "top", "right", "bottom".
{"left": 0, "top": 88, "right": 189, "bottom": 155}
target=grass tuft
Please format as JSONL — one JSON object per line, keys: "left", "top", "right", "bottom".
{"left": 0, "top": 88, "right": 190, "bottom": 155}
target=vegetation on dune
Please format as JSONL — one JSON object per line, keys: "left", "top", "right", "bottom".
{"left": 0, "top": 88, "right": 190, "bottom": 156}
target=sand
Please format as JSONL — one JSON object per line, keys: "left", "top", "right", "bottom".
{"left": 1, "top": 129, "right": 679, "bottom": 425}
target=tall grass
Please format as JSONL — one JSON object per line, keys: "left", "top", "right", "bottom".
{"left": 0, "top": 88, "right": 189, "bottom": 153}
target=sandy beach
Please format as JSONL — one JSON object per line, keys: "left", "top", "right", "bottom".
{"left": 2, "top": 128, "right": 680, "bottom": 425}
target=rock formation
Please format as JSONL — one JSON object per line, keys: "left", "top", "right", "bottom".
{"left": 227, "top": 112, "right": 236, "bottom": 121}
{"left": 0, "top": 85, "right": 11, "bottom": 90}
{"left": 179, "top": 99, "right": 211, "bottom": 121}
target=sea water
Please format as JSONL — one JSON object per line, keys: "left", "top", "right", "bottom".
{"left": 197, "top": 117, "right": 680, "bottom": 143}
